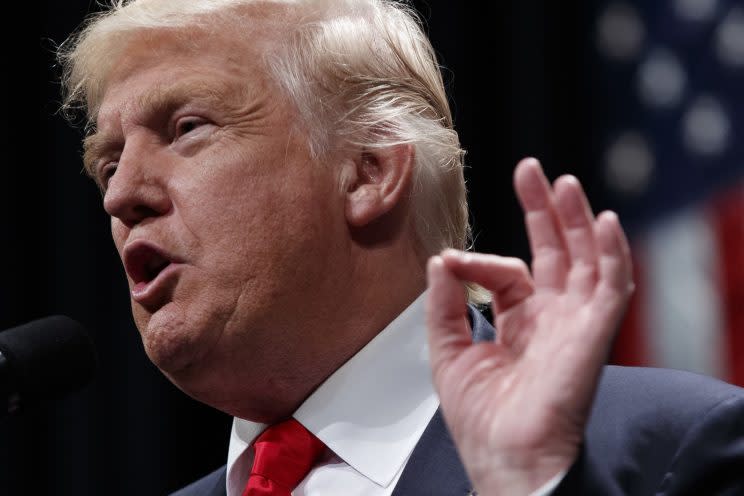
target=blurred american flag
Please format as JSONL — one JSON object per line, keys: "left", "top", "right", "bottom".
{"left": 593, "top": 0, "right": 744, "bottom": 385}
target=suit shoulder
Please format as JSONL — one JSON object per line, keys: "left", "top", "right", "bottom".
{"left": 596, "top": 365, "right": 743, "bottom": 415}
{"left": 591, "top": 365, "right": 744, "bottom": 439}
{"left": 593, "top": 366, "right": 743, "bottom": 483}
{"left": 169, "top": 465, "right": 227, "bottom": 496}
{"left": 557, "top": 366, "right": 744, "bottom": 495}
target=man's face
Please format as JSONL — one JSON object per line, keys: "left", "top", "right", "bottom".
{"left": 90, "top": 29, "right": 350, "bottom": 412}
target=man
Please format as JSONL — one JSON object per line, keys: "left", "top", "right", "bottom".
{"left": 59, "top": 0, "right": 744, "bottom": 494}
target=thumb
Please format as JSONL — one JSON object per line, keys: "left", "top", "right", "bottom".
{"left": 426, "top": 255, "right": 472, "bottom": 379}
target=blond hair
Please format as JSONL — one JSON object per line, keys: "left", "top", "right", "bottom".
{"left": 59, "top": 0, "right": 489, "bottom": 303}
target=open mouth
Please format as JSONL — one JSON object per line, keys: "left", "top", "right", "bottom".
{"left": 124, "top": 242, "right": 174, "bottom": 286}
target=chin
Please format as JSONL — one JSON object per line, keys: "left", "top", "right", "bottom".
{"left": 136, "top": 302, "right": 208, "bottom": 375}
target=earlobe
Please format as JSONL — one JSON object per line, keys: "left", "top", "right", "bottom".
{"left": 345, "top": 144, "right": 415, "bottom": 227}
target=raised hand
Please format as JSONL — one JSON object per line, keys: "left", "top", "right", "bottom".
{"left": 426, "top": 158, "right": 634, "bottom": 495}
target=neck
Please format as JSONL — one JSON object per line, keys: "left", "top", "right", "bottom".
{"left": 230, "top": 237, "right": 427, "bottom": 422}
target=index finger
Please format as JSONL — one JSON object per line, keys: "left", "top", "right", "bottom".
{"left": 440, "top": 250, "right": 534, "bottom": 313}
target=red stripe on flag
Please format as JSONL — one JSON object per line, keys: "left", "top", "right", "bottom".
{"left": 710, "top": 183, "right": 744, "bottom": 387}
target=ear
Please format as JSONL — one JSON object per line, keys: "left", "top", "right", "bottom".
{"left": 344, "top": 144, "right": 415, "bottom": 227}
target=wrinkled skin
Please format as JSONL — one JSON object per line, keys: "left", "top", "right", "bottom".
{"left": 94, "top": 30, "right": 362, "bottom": 420}
{"left": 426, "top": 158, "right": 634, "bottom": 494}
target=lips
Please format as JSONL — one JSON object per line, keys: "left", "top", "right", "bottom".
{"left": 123, "top": 240, "right": 184, "bottom": 307}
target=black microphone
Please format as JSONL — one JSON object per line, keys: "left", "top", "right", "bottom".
{"left": 0, "top": 316, "right": 96, "bottom": 416}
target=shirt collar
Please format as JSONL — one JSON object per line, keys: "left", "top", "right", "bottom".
{"left": 226, "top": 290, "right": 439, "bottom": 490}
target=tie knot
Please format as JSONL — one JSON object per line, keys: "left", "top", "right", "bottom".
{"left": 244, "top": 418, "right": 326, "bottom": 495}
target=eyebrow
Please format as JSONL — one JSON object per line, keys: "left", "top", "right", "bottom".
{"left": 83, "top": 80, "right": 246, "bottom": 181}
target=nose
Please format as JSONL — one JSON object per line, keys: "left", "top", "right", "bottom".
{"left": 103, "top": 137, "right": 172, "bottom": 228}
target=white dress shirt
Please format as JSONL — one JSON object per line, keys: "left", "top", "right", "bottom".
{"left": 225, "top": 292, "right": 564, "bottom": 495}
{"left": 226, "top": 292, "right": 439, "bottom": 496}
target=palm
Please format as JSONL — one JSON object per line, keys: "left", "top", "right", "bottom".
{"left": 426, "top": 159, "right": 634, "bottom": 494}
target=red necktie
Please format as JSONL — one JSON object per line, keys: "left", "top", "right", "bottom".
{"left": 242, "top": 418, "right": 326, "bottom": 496}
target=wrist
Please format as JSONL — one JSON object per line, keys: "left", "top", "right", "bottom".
{"left": 467, "top": 449, "right": 575, "bottom": 495}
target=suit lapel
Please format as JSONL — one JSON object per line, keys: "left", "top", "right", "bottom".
{"left": 391, "top": 409, "right": 473, "bottom": 495}
{"left": 206, "top": 468, "right": 227, "bottom": 496}
{"left": 469, "top": 304, "right": 496, "bottom": 343}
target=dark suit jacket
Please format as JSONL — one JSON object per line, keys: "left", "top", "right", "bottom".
{"left": 171, "top": 308, "right": 744, "bottom": 495}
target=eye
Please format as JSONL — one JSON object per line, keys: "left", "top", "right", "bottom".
{"left": 174, "top": 117, "right": 207, "bottom": 140}
{"left": 99, "top": 161, "right": 118, "bottom": 191}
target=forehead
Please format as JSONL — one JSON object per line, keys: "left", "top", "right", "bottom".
{"left": 91, "top": 2, "right": 295, "bottom": 109}
{"left": 96, "top": 29, "right": 267, "bottom": 124}
{"left": 82, "top": 24, "right": 286, "bottom": 180}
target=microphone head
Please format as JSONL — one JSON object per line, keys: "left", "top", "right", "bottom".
{"left": 0, "top": 315, "right": 96, "bottom": 415}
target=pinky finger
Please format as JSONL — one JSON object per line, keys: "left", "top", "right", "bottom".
{"left": 596, "top": 211, "right": 634, "bottom": 298}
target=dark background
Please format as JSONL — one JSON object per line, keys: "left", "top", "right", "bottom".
{"left": 3, "top": 1, "right": 731, "bottom": 494}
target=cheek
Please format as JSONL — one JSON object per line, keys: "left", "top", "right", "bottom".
{"left": 175, "top": 164, "right": 294, "bottom": 248}
{"left": 173, "top": 144, "right": 343, "bottom": 280}
{"left": 111, "top": 220, "right": 133, "bottom": 286}
{"left": 111, "top": 219, "right": 128, "bottom": 255}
